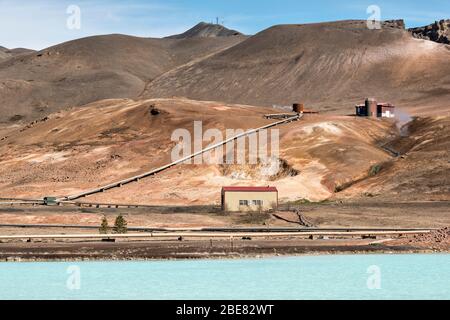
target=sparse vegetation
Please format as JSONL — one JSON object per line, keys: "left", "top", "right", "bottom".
{"left": 257, "top": 203, "right": 264, "bottom": 214}
{"left": 369, "top": 164, "right": 382, "bottom": 177}
{"left": 282, "top": 199, "right": 332, "bottom": 211}
{"left": 237, "top": 211, "right": 271, "bottom": 225}
{"left": 292, "top": 198, "right": 312, "bottom": 205}
{"left": 99, "top": 215, "right": 110, "bottom": 234}
{"left": 335, "top": 163, "right": 384, "bottom": 193}
{"left": 113, "top": 214, "right": 128, "bottom": 234}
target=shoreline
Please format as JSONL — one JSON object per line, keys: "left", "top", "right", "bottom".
{"left": 1, "top": 239, "right": 448, "bottom": 262}
{"left": 2, "top": 250, "right": 446, "bottom": 263}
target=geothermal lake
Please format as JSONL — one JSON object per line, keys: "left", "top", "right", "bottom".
{"left": 0, "top": 254, "right": 448, "bottom": 300}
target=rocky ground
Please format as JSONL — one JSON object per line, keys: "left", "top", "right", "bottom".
{"left": 410, "top": 19, "right": 450, "bottom": 44}
{"left": 389, "top": 227, "right": 450, "bottom": 251}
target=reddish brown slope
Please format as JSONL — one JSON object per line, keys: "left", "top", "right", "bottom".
{"left": 0, "top": 98, "right": 395, "bottom": 204}
{"left": 338, "top": 116, "right": 450, "bottom": 201}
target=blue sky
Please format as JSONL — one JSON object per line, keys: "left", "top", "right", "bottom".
{"left": 1, "top": 0, "right": 449, "bottom": 49}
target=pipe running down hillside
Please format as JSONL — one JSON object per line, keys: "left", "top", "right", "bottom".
{"left": 61, "top": 114, "right": 303, "bottom": 201}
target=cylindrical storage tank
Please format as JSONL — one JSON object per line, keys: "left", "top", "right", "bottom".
{"left": 365, "top": 98, "right": 377, "bottom": 118}
{"left": 293, "top": 103, "right": 304, "bottom": 113}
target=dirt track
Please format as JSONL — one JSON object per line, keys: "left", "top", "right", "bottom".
{"left": 0, "top": 200, "right": 448, "bottom": 230}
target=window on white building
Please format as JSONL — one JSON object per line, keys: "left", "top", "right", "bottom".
{"left": 239, "top": 200, "right": 249, "bottom": 206}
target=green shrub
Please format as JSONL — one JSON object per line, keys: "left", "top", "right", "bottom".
{"left": 113, "top": 214, "right": 128, "bottom": 234}
{"left": 369, "top": 164, "right": 382, "bottom": 177}
{"left": 99, "top": 215, "right": 110, "bottom": 234}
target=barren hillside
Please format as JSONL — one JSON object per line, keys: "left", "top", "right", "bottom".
{"left": 0, "top": 46, "right": 35, "bottom": 61}
{"left": 0, "top": 47, "right": 8, "bottom": 59}
{"left": 0, "top": 34, "right": 245, "bottom": 122}
{"left": 337, "top": 116, "right": 450, "bottom": 201}
{"left": 144, "top": 20, "right": 450, "bottom": 115}
{"left": 0, "top": 98, "right": 406, "bottom": 204}
{"left": 2, "top": 20, "right": 449, "bottom": 125}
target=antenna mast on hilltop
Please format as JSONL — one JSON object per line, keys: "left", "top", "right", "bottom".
{"left": 214, "top": 17, "right": 225, "bottom": 25}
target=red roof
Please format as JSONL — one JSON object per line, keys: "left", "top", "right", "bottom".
{"left": 222, "top": 186, "right": 278, "bottom": 193}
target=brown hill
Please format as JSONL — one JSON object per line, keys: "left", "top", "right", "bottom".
{"left": 166, "top": 22, "right": 243, "bottom": 39}
{"left": 0, "top": 98, "right": 402, "bottom": 204}
{"left": 0, "top": 34, "right": 245, "bottom": 122}
{"left": 337, "top": 115, "right": 450, "bottom": 201}
{"left": 0, "top": 46, "right": 35, "bottom": 61}
{"left": 143, "top": 20, "right": 450, "bottom": 116}
{"left": 0, "top": 51, "right": 8, "bottom": 61}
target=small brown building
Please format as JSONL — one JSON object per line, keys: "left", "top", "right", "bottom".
{"left": 221, "top": 186, "right": 278, "bottom": 212}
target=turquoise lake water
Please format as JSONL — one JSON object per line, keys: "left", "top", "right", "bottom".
{"left": 0, "top": 254, "right": 448, "bottom": 300}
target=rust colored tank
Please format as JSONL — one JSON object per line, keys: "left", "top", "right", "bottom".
{"left": 293, "top": 103, "right": 304, "bottom": 113}
{"left": 365, "top": 98, "right": 377, "bottom": 118}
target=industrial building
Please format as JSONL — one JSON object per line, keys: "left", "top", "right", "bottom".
{"left": 355, "top": 98, "right": 396, "bottom": 118}
{"left": 221, "top": 186, "right": 278, "bottom": 212}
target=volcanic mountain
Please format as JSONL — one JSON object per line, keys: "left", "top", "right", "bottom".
{"left": 144, "top": 20, "right": 450, "bottom": 115}
{"left": 2, "top": 19, "right": 450, "bottom": 124}
{"left": 0, "top": 33, "right": 245, "bottom": 122}
{"left": 166, "top": 22, "right": 244, "bottom": 39}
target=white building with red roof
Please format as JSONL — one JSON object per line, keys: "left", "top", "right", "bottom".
{"left": 221, "top": 186, "right": 278, "bottom": 212}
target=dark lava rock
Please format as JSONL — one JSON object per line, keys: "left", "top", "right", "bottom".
{"left": 383, "top": 19, "right": 406, "bottom": 29}
{"left": 409, "top": 19, "right": 450, "bottom": 44}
